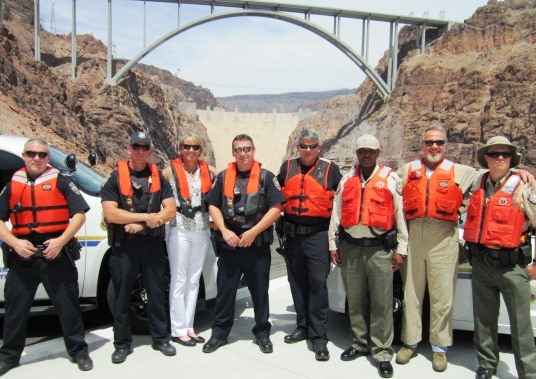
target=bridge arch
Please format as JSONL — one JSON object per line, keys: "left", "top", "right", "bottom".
{"left": 109, "top": 10, "right": 391, "bottom": 99}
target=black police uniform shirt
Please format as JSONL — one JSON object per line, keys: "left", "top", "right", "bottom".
{"left": 100, "top": 165, "right": 174, "bottom": 210}
{"left": 205, "top": 168, "right": 285, "bottom": 230}
{"left": 0, "top": 174, "right": 90, "bottom": 223}
{"left": 276, "top": 158, "right": 342, "bottom": 226}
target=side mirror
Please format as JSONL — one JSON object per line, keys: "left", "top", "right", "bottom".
{"left": 88, "top": 152, "right": 97, "bottom": 166}
{"left": 65, "top": 153, "right": 77, "bottom": 172}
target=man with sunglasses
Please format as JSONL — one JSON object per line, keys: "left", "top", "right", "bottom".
{"left": 396, "top": 126, "right": 534, "bottom": 372}
{"left": 463, "top": 136, "right": 536, "bottom": 379}
{"left": 101, "top": 132, "right": 177, "bottom": 363}
{"left": 276, "top": 129, "right": 342, "bottom": 361}
{"left": 203, "top": 134, "right": 284, "bottom": 354}
{"left": 0, "top": 138, "right": 93, "bottom": 375}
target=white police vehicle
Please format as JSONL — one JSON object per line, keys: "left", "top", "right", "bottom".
{"left": 327, "top": 214, "right": 536, "bottom": 337}
{"left": 0, "top": 135, "right": 217, "bottom": 332}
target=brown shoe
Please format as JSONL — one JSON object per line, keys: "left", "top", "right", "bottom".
{"left": 395, "top": 346, "right": 417, "bottom": 364}
{"left": 432, "top": 352, "right": 447, "bottom": 372}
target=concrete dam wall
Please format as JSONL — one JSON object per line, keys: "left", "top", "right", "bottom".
{"left": 197, "top": 109, "right": 307, "bottom": 174}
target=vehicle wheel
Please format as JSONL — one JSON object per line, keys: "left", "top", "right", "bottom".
{"left": 107, "top": 274, "right": 150, "bottom": 334}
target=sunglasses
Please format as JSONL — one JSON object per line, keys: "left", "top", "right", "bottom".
{"left": 182, "top": 144, "right": 201, "bottom": 151}
{"left": 423, "top": 140, "right": 445, "bottom": 147}
{"left": 299, "top": 143, "right": 319, "bottom": 150}
{"left": 131, "top": 144, "right": 151, "bottom": 151}
{"left": 486, "top": 151, "right": 512, "bottom": 159}
{"left": 24, "top": 151, "right": 49, "bottom": 158}
{"left": 233, "top": 146, "right": 253, "bottom": 154}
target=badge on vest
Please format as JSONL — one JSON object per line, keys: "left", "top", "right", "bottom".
{"left": 376, "top": 182, "right": 385, "bottom": 188}
{"left": 126, "top": 197, "right": 133, "bottom": 205}
{"left": 498, "top": 198, "right": 508, "bottom": 206}
{"left": 42, "top": 184, "right": 52, "bottom": 191}
{"left": 439, "top": 181, "right": 449, "bottom": 188}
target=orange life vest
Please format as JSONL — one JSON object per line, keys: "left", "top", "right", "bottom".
{"left": 340, "top": 165, "right": 395, "bottom": 230}
{"left": 9, "top": 166, "right": 70, "bottom": 235}
{"left": 281, "top": 157, "right": 333, "bottom": 218}
{"left": 117, "top": 160, "right": 162, "bottom": 213}
{"left": 222, "top": 160, "right": 263, "bottom": 219}
{"left": 170, "top": 158, "right": 212, "bottom": 218}
{"left": 402, "top": 159, "right": 463, "bottom": 222}
{"left": 463, "top": 172, "right": 526, "bottom": 249}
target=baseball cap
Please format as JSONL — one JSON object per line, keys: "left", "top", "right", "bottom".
{"left": 130, "top": 132, "right": 153, "bottom": 146}
{"left": 356, "top": 134, "right": 380, "bottom": 150}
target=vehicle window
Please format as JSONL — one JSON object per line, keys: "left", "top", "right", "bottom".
{"left": 49, "top": 147, "right": 105, "bottom": 197}
{"left": 0, "top": 150, "right": 24, "bottom": 192}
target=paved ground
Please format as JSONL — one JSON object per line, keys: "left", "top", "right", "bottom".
{"left": 2, "top": 276, "right": 521, "bottom": 379}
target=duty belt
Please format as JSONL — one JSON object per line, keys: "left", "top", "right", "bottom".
{"left": 340, "top": 230, "right": 384, "bottom": 247}
{"left": 283, "top": 220, "right": 329, "bottom": 236}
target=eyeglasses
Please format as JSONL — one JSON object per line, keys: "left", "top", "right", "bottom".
{"left": 131, "top": 144, "right": 151, "bottom": 151}
{"left": 486, "top": 151, "right": 512, "bottom": 159}
{"left": 182, "top": 144, "right": 201, "bottom": 151}
{"left": 233, "top": 146, "right": 253, "bottom": 154}
{"left": 24, "top": 151, "right": 49, "bottom": 158}
{"left": 423, "top": 140, "right": 446, "bottom": 147}
{"left": 299, "top": 143, "right": 319, "bottom": 150}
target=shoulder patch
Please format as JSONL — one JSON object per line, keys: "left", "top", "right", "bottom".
{"left": 69, "top": 181, "right": 82, "bottom": 196}
{"left": 396, "top": 183, "right": 403, "bottom": 195}
{"left": 272, "top": 176, "right": 282, "bottom": 191}
{"left": 529, "top": 191, "right": 536, "bottom": 205}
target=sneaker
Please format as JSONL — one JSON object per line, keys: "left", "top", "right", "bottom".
{"left": 432, "top": 352, "right": 447, "bottom": 372}
{"left": 395, "top": 346, "right": 417, "bottom": 364}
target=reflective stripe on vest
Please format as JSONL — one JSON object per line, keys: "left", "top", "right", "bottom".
{"left": 281, "top": 157, "right": 334, "bottom": 218}
{"left": 9, "top": 167, "right": 70, "bottom": 234}
{"left": 340, "top": 165, "right": 394, "bottom": 230}
{"left": 463, "top": 172, "right": 525, "bottom": 249}
{"left": 402, "top": 159, "right": 463, "bottom": 222}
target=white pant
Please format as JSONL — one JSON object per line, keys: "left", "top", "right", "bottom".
{"left": 166, "top": 227, "right": 210, "bottom": 337}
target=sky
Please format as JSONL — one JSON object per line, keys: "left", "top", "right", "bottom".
{"left": 39, "top": 0, "right": 490, "bottom": 97}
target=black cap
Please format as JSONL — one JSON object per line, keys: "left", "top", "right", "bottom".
{"left": 130, "top": 132, "right": 152, "bottom": 146}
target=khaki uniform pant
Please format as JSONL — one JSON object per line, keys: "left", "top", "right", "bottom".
{"left": 340, "top": 240, "right": 394, "bottom": 362}
{"left": 472, "top": 253, "right": 536, "bottom": 379}
{"left": 401, "top": 218, "right": 458, "bottom": 347}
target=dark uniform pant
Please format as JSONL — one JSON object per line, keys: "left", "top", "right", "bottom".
{"left": 211, "top": 244, "right": 271, "bottom": 339}
{"left": 472, "top": 253, "right": 536, "bottom": 379}
{"left": 110, "top": 235, "right": 170, "bottom": 348}
{"left": 0, "top": 255, "right": 88, "bottom": 363}
{"left": 285, "top": 230, "right": 330, "bottom": 343}
{"left": 340, "top": 240, "right": 394, "bottom": 362}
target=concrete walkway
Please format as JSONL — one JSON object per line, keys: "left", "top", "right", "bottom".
{"left": 7, "top": 277, "right": 519, "bottom": 379}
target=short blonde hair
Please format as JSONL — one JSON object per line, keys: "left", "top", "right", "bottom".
{"left": 179, "top": 134, "right": 203, "bottom": 149}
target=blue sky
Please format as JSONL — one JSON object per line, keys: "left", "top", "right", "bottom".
{"left": 40, "top": 0, "right": 490, "bottom": 97}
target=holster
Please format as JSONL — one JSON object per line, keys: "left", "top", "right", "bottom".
{"left": 383, "top": 229, "right": 398, "bottom": 250}
{"left": 1, "top": 243, "right": 12, "bottom": 269}
{"left": 63, "top": 237, "right": 82, "bottom": 266}
{"left": 210, "top": 229, "right": 221, "bottom": 257}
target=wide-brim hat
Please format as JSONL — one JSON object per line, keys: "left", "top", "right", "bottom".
{"left": 476, "top": 136, "right": 521, "bottom": 169}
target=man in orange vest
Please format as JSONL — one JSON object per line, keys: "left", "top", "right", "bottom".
{"left": 203, "top": 134, "right": 284, "bottom": 354}
{"left": 328, "top": 134, "right": 408, "bottom": 378}
{"left": 101, "top": 132, "right": 177, "bottom": 364}
{"left": 277, "top": 129, "right": 342, "bottom": 361}
{"left": 464, "top": 136, "right": 536, "bottom": 379}
{"left": 0, "top": 138, "right": 93, "bottom": 375}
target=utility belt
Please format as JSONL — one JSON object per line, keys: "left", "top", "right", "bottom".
{"left": 212, "top": 225, "right": 274, "bottom": 253}
{"left": 339, "top": 229, "right": 398, "bottom": 250}
{"left": 465, "top": 242, "right": 531, "bottom": 267}
{"left": 280, "top": 220, "right": 329, "bottom": 238}
{"left": 1, "top": 235, "right": 81, "bottom": 268}
{"left": 107, "top": 222, "right": 164, "bottom": 247}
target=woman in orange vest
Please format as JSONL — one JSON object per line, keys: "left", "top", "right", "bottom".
{"left": 163, "top": 134, "right": 216, "bottom": 347}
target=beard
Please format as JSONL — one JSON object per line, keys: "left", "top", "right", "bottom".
{"left": 424, "top": 152, "right": 444, "bottom": 165}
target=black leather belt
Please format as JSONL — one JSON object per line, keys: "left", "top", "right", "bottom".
{"left": 340, "top": 230, "right": 384, "bottom": 247}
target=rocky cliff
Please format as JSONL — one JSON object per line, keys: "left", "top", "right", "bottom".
{"left": 295, "top": 0, "right": 536, "bottom": 174}
{"left": 0, "top": 0, "right": 217, "bottom": 172}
